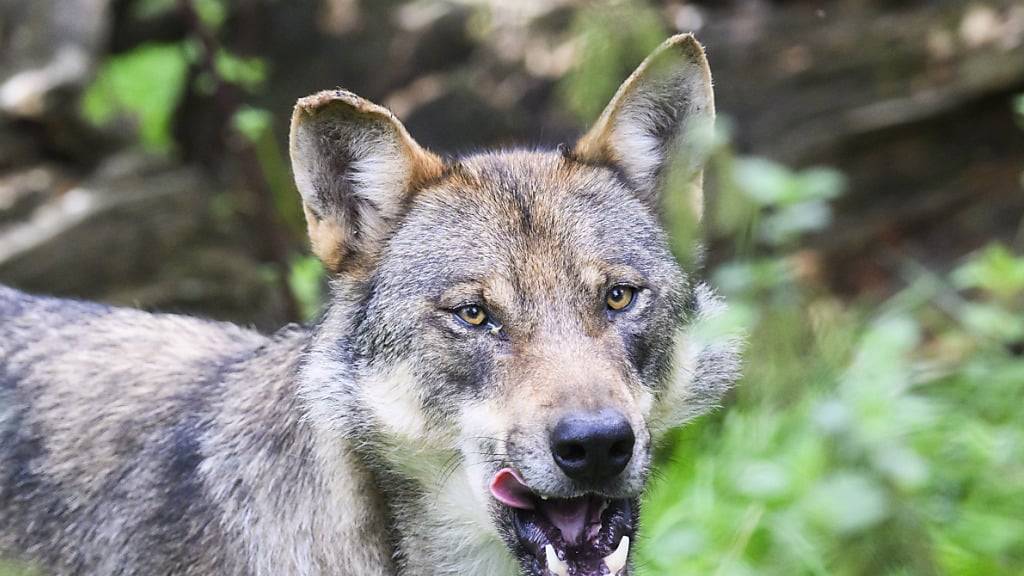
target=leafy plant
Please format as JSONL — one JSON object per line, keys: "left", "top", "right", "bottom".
{"left": 556, "top": 5, "right": 1024, "bottom": 574}
{"left": 81, "top": 43, "right": 189, "bottom": 153}
{"left": 287, "top": 255, "right": 326, "bottom": 322}
{"left": 637, "top": 207, "right": 1024, "bottom": 575}
{"left": 80, "top": 0, "right": 312, "bottom": 316}
{"left": 559, "top": 0, "right": 667, "bottom": 123}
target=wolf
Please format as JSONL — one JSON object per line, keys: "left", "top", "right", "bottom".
{"left": 0, "top": 34, "right": 740, "bottom": 576}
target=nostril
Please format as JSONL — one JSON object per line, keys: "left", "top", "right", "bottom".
{"left": 556, "top": 442, "right": 587, "bottom": 464}
{"left": 610, "top": 439, "right": 633, "bottom": 460}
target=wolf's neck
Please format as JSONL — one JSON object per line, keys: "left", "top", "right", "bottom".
{"left": 207, "top": 328, "right": 395, "bottom": 575}
{"left": 363, "top": 457, "right": 519, "bottom": 576}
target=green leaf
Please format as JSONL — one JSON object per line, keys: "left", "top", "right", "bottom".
{"left": 959, "top": 302, "right": 1024, "bottom": 342}
{"left": 732, "top": 460, "right": 792, "bottom": 500}
{"left": 713, "top": 258, "right": 794, "bottom": 296}
{"left": 953, "top": 243, "right": 1024, "bottom": 301}
{"left": 759, "top": 201, "right": 832, "bottom": 246}
{"left": 287, "top": 256, "right": 325, "bottom": 322}
{"left": 232, "top": 106, "right": 273, "bottom": 143}
{"left": 733, "top": 158, "right": 794, "bottom": 206}
{"left": 804, "top": 473, "right": 889, "bottom": 535}
{"left": 215, "top": 50, "right": 266, "bottom": 92}
{"left": 797, "top": 168, "right": 846, "bottom": 202}
{"left": 194, "top": 0, "right": 227, "bottom": 30}
{"left": 80, "top": 43, "right": 189, "bottom": 153}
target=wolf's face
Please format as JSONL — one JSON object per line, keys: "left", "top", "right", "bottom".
{"left": 292, "top": 35, "right": 739, "bottom": 576}
{"left": 368, "top": 152, "right": 687, "bottom": 575}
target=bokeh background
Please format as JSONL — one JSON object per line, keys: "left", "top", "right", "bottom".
{"left": 1, "top": 1, "right": 1022, "bottom": 574}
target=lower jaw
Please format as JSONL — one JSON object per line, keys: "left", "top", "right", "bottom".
{"left": 511, "top": 497, "right": 637, "bottom": 576}
{"left": 541, "top": 535, "right": 630, "bottom": 576}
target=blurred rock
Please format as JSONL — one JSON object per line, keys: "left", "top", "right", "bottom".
{"left": 0, "top": 154, "right": 289, "bottom": 329}
{"left": 0, "top": 164, "right": 65, "bottom": 225}
{"left": 692, "top": 0, "right": 1024, "bottom": 292}
{"left": 0, "top": 0, "right": 289, "bottom": 328}
{"left": 697, "top": 1, "right": 1024, "bottom": 161}
{"left": 0, "top": 0, "right": 111, "bottom": 118}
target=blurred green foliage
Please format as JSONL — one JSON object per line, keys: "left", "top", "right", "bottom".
{"left": 558, "top": 3, "right": 1024, "bottom": 576}
{"left": 287, "top": 255, "right": 326, "bottom": 322}
{"left": 80, "top": 0, "right": 312, "bottom": 315}
{"left": 214, "top": 50, "right": 267, "bottom": 93}
{"left": 81, "top": 0, "right": 265, "bottom": 154}
{"left": 641, "top": 234, "right": 1024, "bottom": 575}
{"left": 81, "top": 43, "right": 189, "bottom": 152}
{"left": 559, "top": 0, "right": 666, "bottom": 123}
{"left": 231, "top": 106, "right": 306, "bottom": 237}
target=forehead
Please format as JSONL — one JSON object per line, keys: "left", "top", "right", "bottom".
{"left": 379, "top": 151, "right": 678, "bottom": 298}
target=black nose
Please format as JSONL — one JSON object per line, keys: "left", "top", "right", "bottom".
{"left": 550, "top": 410, "right": 635, "bottom": 482}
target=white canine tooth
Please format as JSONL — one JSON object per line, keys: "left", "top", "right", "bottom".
{"left": 603, "top": 535, "right": 630, "bottom": 575}
{"left": 545, "top": 544, "right": 569, "bottom": 576}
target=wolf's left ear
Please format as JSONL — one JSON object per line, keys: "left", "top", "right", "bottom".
{"left": 290, "top": 90, "right": 444, "bottom": 272}
{"left": 574, "top": 34, "right": 715, "bottom": 219}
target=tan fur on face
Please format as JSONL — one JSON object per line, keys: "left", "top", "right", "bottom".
{"left": 496, "top": 327, "right": 652, "bottom": 492}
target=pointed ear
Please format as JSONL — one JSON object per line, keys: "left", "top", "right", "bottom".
{"left": 289, "top": 90, "right": 444, "bottom": 272}
{"left": 574, "top": 34, "right": 715, "bottom": 219}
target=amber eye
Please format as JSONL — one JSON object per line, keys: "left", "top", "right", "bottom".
{"left": 606, "top": 285, "right": 636, "bottom": 311}
{"left": 455, "top": 305, "right": 489, "bottom": 327}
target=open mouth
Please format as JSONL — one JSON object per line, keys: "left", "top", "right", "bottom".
{"left": 491, "top": 468, "right": 637, "bottom": 576}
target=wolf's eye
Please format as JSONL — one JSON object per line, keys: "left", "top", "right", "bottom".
{"left": 455, "top": 305, "right": 489, "bottom": 327}
{"left": 606, "top": 285, "right": 636, "bottom": 311}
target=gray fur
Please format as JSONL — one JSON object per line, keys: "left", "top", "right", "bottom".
{"left": 0, "top": 287, "right": 393, "bottom": 575}
{"left": 0, "top": 34, "right": 740, "bottom": 576}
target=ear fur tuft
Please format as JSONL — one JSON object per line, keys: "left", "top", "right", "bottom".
{"left": 574, "top": 34, "right": 715, "bottom": 219}
{"left": 289, "top": 90, "right": 443, "bottom": 272}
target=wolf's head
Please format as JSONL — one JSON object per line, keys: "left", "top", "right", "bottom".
{"left": 291, "top": 35, "right": 740, "bottom": 576}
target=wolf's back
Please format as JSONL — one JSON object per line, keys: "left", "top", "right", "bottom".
{"left": 0, "top": 285, "right": 268, "bottom": 573}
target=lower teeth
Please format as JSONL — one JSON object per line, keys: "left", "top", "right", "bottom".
{"left": 541, "top": 536, "right": 629, "bottom": 576}
{"left": 544, "top": 545, "right": 569, "bottom": 576}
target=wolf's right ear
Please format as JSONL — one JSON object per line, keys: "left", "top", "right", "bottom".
{"left": 573, "top": 34, "right": 715, "bottom": 220}
{"left": 289, "top": 90, "right": 444, "bottom": 272}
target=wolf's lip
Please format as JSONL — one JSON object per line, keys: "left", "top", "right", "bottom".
{"left": 490, "top": 468, "right": 636, "bottom": 576}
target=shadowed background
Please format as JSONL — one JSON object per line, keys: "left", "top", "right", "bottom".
{"left": 1, "top": 1, "right": 1022, "bottom": 575}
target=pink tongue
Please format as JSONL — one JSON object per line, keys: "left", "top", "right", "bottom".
{"left": 489, "top": 469, "right": 593, "bottom": 545}
{"left": 539, "top": 498, "right": 590, "bottom": 545}
{"left": 489, "top": 469, "right": 535, "bottom": 510}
